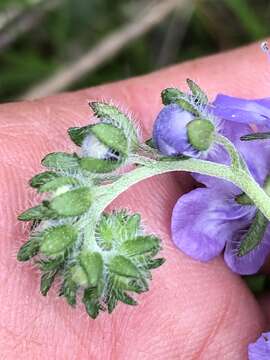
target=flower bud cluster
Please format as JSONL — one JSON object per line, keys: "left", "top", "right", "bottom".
{"left": 17, "top": 103, "right": 164, "bottom": 318}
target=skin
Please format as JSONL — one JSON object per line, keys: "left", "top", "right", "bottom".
{"left": 1, "top": 41, "right": 270, "bottom": 359}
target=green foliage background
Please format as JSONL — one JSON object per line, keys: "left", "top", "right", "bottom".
{"left": 0, "top": 0, "right": 269, "bottom": 102}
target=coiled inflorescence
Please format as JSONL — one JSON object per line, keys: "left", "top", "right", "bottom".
{"left": 17, "top": 101, "right": 165, "bottom": 319}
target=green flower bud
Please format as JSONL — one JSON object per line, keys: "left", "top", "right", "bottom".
{"left": 109, "top": 255, "right": 141, "bottom": 278}
{"left": 89, "top": 123, "right": 128, "bottom": 155}
{"left": 79, "top": 157, "right": 121, "bottom": 173}
{"left": 187, "top": 118, "right": 215, "bottom": 151}
{"left": 120, "top": 235, "right": 160, "bottom": 257}
{"left": 89, "top": 101, "right": 139, "bottom": 149}
{"left": 49, "top": 187, "right": 92, "bottom": 217}
{"left": 79, "top": 251, "right": 103, "bottom": 287}
{"left": 40, "top": 224, "right": 77, "bottom": 257}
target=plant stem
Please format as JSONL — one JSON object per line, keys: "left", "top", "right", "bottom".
{"left": 83, "top": 156, "right": 270, "bottom": 246}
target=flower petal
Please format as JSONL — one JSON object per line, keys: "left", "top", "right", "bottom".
{"left": 224, "top": 222, "right": 270, "bottom": 275}
{"left": 212, "top": 94, "right": 270, "bottom": 125}
{"left": 153, "top": 104, "right": 196, "bottom": 156}
{"left": 171, "top": 188, "right": 252, "bottom": 262}
{"left": 248, "top": 332, "right": 270, "bottom": 360}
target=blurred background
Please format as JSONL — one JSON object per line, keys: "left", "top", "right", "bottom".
{"left": 0, "top": 0, "right": 269, "bottom": 103}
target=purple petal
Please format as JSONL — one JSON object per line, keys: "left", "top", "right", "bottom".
{"left": 248, "top": 332, "right": 270, "bottom": 360}
{"left": 212, "top": 94, "right": 270, "bottom": 125}
{"left": 171, "top": 188, "right": 252, "bottom": 262}
{"left": 153, "top": 104, "right": 196, "bottom": 156}
{"left": 224, "top": 220, "right": 270, "bottom": 275}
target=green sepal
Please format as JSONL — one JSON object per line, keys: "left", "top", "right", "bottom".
{"left": 111, "top": 274, "right": 146, "bottom": 293}
{"left": 109, "top": 255, "right": 141, "bottom": 278}
{"left": 144, "top": 257, "right": 165, "bottom": 269}
{"left": 117, "top": 291, "right": 137, "bottom": 306}
{"left": 235, "top": 192, "right": 253, "bottom": 205}
{"left": 17, "top": 238, "right": 40, "bottom": 261}
{"left": 107, "top": 293, "right": 117, "bottom": 314}
{"left": 49, "top": 187, "right": 92, "bottom": 217}
{"left": 186, "top": 78, "right": 208, "bottom": 104}
{"left": 161, "top": 87, "right": 185, "bottom": 105}
{"left": 38, "top": 176, "right": 79, "bottom": 193}
{"left": 187, "top": 118, "right": 215, "bottom": 151}
{"left": 79, "top": 251, "right": 103, "bottom": 287}
{"left": 18, "top": 204, "right": 57, "bottom": 221}
{"left": 42, "top": 152, "right": 79, "bottom": 171}
{"left": 79, "top": 157, "right": 121, "bottom": 173}
{"left": 238, "top": 210, "right": 268, "bottom": 257}
{"left": 90, "top": 123, "right": 128, "bottom": 155}
{"left": 240, "top": 132, "right": 270, "bottom": 141}
{"left": 40, "top": 270, "right": 58, "bottom": 296}
{"left": 120, "top": 235, "right": 160, "bottom": 257}
{"left": 68, "top": 125, "right": 92, "bottom": 146}
{"left": 59, "top": 274, "right": 78, "bottom": 306}
{"left": 38, "top": 257, "right": 64, "bottom": 272}
{"left": 175, "top": 98, "right": 199, "bottom": 116}
{"left": 40, "top": 224, "right": 77, "bottom": 257}
{"left": 83, "top": 287, "right": 102, "bottom": 319}
{"left": 29, "top": 171, "right": 60, "bottom": 189}
{"left": 145, "top": 138, "right": 157, "bottom": 149}
{"left": 89, "top": 102, "right": 139, "bottom": 148}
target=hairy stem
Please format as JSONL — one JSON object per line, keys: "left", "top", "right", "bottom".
{"left": 83, "top": 156, "right": 270, "bottom": 246}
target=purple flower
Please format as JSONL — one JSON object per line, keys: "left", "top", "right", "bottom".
{"left": 212, "top": 94, "right": 270, "bottom": 125}
{"left": 248, "top": 332, "right": 270, "bottom": 359}
{"left": 153, "top": 104, "right": 214, "bottom": 157}
{"left": 171, "top": 96, "right": 270, "bottom": 275}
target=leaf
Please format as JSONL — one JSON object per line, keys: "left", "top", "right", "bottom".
{"left": 42, "top": 152, "right": 80, "bottom": 171}
{"left": 186, "top": 79, "right": 208, "bottom": 105}
{"left": 17, "top": 238, "right": 40, "bottom": 261}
